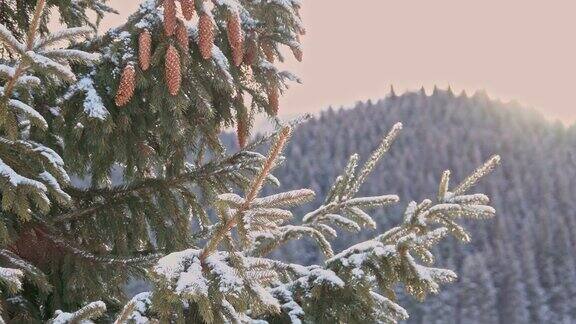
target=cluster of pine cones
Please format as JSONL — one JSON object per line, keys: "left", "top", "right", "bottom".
{"left": 114, "top": 0, "right": 304, "bottom": 117}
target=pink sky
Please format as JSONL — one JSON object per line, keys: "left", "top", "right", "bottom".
{"left": 100, "top": 0, "right": 576, "bottom": 123}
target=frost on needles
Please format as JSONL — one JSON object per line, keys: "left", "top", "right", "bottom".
{"left": 0, "top": 0, "right": 501, "bottom": 323}
{"left": 136, "top": 124, "right": 501, "bottom": 323}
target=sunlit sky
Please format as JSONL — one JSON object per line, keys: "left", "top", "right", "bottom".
{"left": 97, "top": 0, "right": 576, "bottom": 124}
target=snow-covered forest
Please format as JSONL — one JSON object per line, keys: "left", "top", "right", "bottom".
{"left": 231, "top": 88, "right": 576, "bottom": 323}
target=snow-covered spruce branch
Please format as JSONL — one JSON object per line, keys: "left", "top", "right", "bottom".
{"left": 144, "top": 123, "right": 500, "bottom": 322}
{"left": 258, "top": 155, "right": 502, "bottom": 323}
{"left": 51, "top": 148, "right": 273, "bottom": 225}
{"left": 0, "top": 0, "right": 97, "bottom": 222}
{"left": 48, "top": 301, "right": 107, "bottom": 324}
{"left": 249, "top": 123, "right": 403, "bottom": 258}
{"left": 199, "top": 126, "right": 294, "bottom": 262}
{"left": 0, "top": 249, "right": 51, "bottom": 293}
{"left": 53, "top": 118, "right": 308, "bottom": 225}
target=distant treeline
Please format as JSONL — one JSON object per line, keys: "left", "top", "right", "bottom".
{"left": 234, "top": 88, "right": 576, "bottom": 323}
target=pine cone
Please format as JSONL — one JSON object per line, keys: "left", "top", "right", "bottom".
{"left": 236, "top": 95, "right": 248, "bottom": 148}
{"left": 267, "top": 85, "right": 279, "bottom": 115}
{"left": 198, "top": 12, "right": 214, "bottom": 60}
{"left": 291, "top": 33, "right": 303, "bottom": 61}
{"left": 163, "top": 0, "right": 177, "bottom": 36}
{"left": 115, "top": 65, "right": 136, "bottom": 107}
{"left": 227, "top": 12, "right": 244, "bottom": 67}
{"left": 291, "top": 45, "right": 303, "bottom": 62}
{"left": 165, "top": 44, "right": 182, "bottom": 96}
{"left": 243, "top": 33, "right": 258, "bottom": 65}
{"left": 138, "top": 29, "right": 152, "bottom": 71}
{"left": 180, "top": 0, "right": 195, "bottom": 20}
{"left": 237, "top": 120, "right": 248, "bottom": 148}
{"left": 262, "top": 41, "right": 275, "bottom": 63}
{"left": 175, "top": 19, "right": 189, "bottom": 52}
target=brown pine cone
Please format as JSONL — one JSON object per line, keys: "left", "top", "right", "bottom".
{"left": 115, "top": 65, "right": 136, "bottom": 107}
{"left": 243, "top": 33, "right": 258, "bottom": 65}
{"left": 163, "top": 0, "right": 177, "bottom": 36}
{"left": 175, "top": 19, "right": 189, "bottom": 52}
{"left": 291, "top": 45, "right": 303, "bottom": 62}
{"left": 262, "top": 41, "right": 275, "bottom": 63}
{"left": 165, "top": 45, "right": 182, "bottom": 96}
{"left": 138, "top": 29, "right": 152, "bottom": 71}
{"left": 236, "top": 94, "right": 248, "bottom": 148}
{"left": 180, "top": 0, "right": 195, "bottom": 20}
{"left": 227, "top": 12, "right": 244, "bottom": 66}
{"left": 198, "top": 12, "right": 214, "bottom": 60}
{"left": 267, "top": 85, "right": 279, "bottom": 115}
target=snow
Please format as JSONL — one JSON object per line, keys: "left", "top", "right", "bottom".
{"left": 0, "top": 267, "right": 24, "bottom": 291}
{"left": 218, "top": 193, "right": 245, "bottom": 207}
{"left": 126, "top": 292, "right": 154, "bottom": 323}
{"left": 154, "top": 249, "right": 198, "bottom": 281}
{"left": 213, "top": 0, "right": 241, "bottom": 11}
{"left": 251, "top": 284, "right": 280, "bottom": 310}
{"left": 320, "top": 214, "right": 360, "bottom": 232}
{"left": 29, "top": 141, "right": 70, "bottom": 183}
{"left": 347, "top": 207, "right": 376, "bottom": 229}
{"left": 44, "top": 49, "right": 101, "bottom": 63}
{"left": 0, "top": 157, "right": 47, "bottom": 191}
{"left": 307, "top": 268, "right": 344, "bottom": 288}
{"left": 50, "top": 301, "right": 106, "bottom": 324}
{"left": 17, "top": 75, "right": 42, "bottom": 86}
{"left": 39, "top": 171, "right": 71, "bottom": 202}
{"left": 370, "top": 291, "right": 409, "bottom": 320}
{"left": 252, "top": 189, "right": 315, "bottom": 208}
{"left": 25, "top": 51, "right": 76, "bottom": 82}
{"left": 64, "top": 76, "right": 109, "bottom": 120}
{"left": 36, "top": 27, "right": 92, "bottom": 48}
{"left": 0, "top": 24, "right": 25, "bottom": 53}
{"left": 327, "top": 240, "right": 396, "bottom": 268}
{"left": 0, "top": 64, "right": 15, "bottom": 77}
{"left": 205, "top": 253, "right": 244, "bottom": 295}
{"left": 272, "top": 286, "right": 304, "bottom": 324}
{"left": 211, "top": 46, "right": 235, "bottom": 87}
{"left": 405, "top": 253, "right": 457, "bottom": 292}
{"left": 175, "top": 256, "right": 208, "bottom": 296}
{"left": 8, "top": 99, "right": 48, "bottom": 129}
{"left": 344, "top": 195, "right": 399, "bottom": 207}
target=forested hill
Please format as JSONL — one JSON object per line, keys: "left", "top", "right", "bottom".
{"left": 258, "top": 88, "right": 576, "bottom": 323}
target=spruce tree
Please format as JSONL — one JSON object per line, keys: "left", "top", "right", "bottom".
{"left": 0, "top": 0, "right": 501, "bottom": 322}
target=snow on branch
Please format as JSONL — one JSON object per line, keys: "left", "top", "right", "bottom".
{"left": 24, "top": 51, "right": 76, "bottom": 82}
{"left": 42, "top": 49, "right": 101, "bottom": 64}
{"left": 0, "top": 24, "right": 25, "bottom": 54}
{"left": 35, "top": 26, "right": 94, "bottom": 49}
{"left": 0, "top": 267, "right": 24, "bottom": 294}
{"left": 48, "top": 301, "right": 106, "bottom": 324}
{"left": 64, "top": 75, "right": 109, "bottom": 120}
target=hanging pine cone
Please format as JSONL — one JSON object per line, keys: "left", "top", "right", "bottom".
{"left": 243, "top": 33, "right": 257, "bottom": 65}
{"left": 175, "top": 19, "right": 189, "bottom": 52}
{"left": 291, "top": 33, "right": 303, "bottom": 61}
{"left": 267, "top": 85, "right": 279, "bottom": 115}
{"left": 163, "top": 0, "right": 177, "bottom": 36}
{"left": 227, "top": 12, "right": 244, "bottom": 66}
{"left": 138, "top": 29, "right": 152, "bottom": 71}
{"left": 237, "top": 120, "right": 248, "bottom": 148}
{"left": 165, "top": 44, "right": 182, "bottom": 96}
{"left": 262, "top": 41, "right": 275, "bottom": 63}
{"left": 180, "top": 0, "right": 195, "bottom": 20}
{"left": 236, "top": 95, "right": 248, "bottom": 148}
{"left": 198, "top": 12, "right": 214, "bottom": 60}
{"left": 291, "top": 45, "right": 303, "bottom": 62}
{"left": 115, "top": 65, "right": 136, "bottom": 107}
